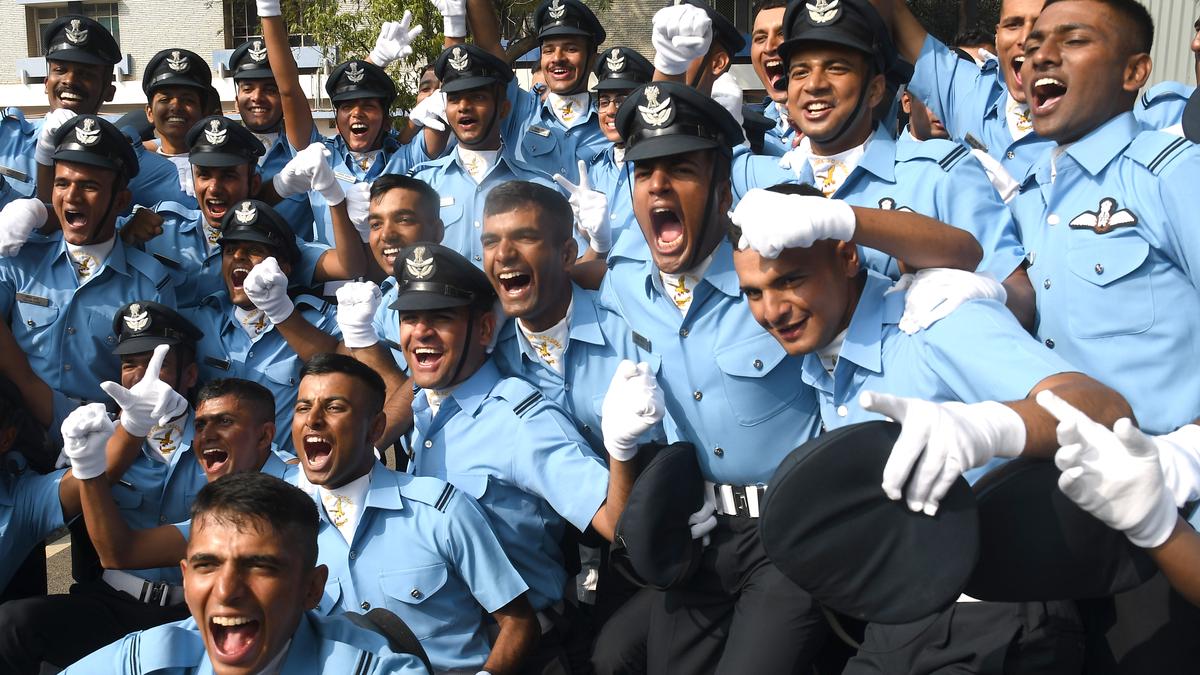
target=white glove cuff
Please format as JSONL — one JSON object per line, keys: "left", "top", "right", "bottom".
{"left": 119, "top": 412, "right": 153, "bottom": 440}
{"left": 255, "top": 0, "right": 282, "bottom": 17}
{"left": 341, "top": 322, "right": 380, "bottom": 349}
{"left": 443, "top": 14, "right": 467, "bottom": 38}
{"left": 369, "top": 46, "right": 392, "bottom": 68}
{"left": 972, "top": 400, "right": 1027, "bottom": 458}
{"left": 262, "top": 296, "right": 295, "bottom": 325}
{"left": 1127, "top": 491, "right": 1180, "bottom": 549}
{"left": 606, "top": 441, "right": 639, "bottom": 463}
{"left": 1157, "top": 424, "right": 1200, "bottom": 507}
{"left": 34, "top": 144, "right": 54, "bottom": 167}
{"left": 653, "top": 54, "right": 690, "bottom": 76}
{"left": 822, "top": 198, "right": 858, "bottom": 241}
{"left": 320, "top": 182, "right": 346, "bottom": 207}
{"left": 271, "top": 171, "right": 297, "bottom": 199}
{"left": 588, "top": 228, "right": 611, "bottom": 254}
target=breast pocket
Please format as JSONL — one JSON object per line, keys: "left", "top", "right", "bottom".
{"left": 261, "top": 359, "right": 299, "bottom": 389}
{"left": 378, "top": 563, "right": 450, "bottom": 640}
{"left": 521, "top": 128, "right": 558, "bottom": 160}
{"left": 1065, "top": 235, "right": 1152, "bottom": 338}
{"left": 111, "top": 482, "right": 144, "bottom": 510}
{"left": 714, "top": 332, "right": 803, "bottom": 426}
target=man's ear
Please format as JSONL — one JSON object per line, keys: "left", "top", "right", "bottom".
{"left": 1122, "top": 52, "right": 1152, "bottom": 94}
{"left": 115, "top": 187, "right": 133, "bottom": 214}
{"left": 303, "top": 564, "right": 329, "bottom": 610}
{"left": 477, "top": 305, "right": 497, "bottom": 348}
{"left": 144, "top": 104, "right": 154, "bottom": 125}
{"left": 103, "top": 74, "right": 117, "bottom": 104}
{"left": 711, "top": 49, "right": 731, "bottom": 77}
{"left": 249, "top": 170, "right": 262, "bottom": 196}
{"left": 499, "top": 98, "right": 512, "bottom": 120}
{"left": 429, "top": 218, "right": 445, "bottom": 244}
{"left": 835, "top": 240, "right": 860, "bottom": 278}
{"left": 366, "top": 410, "right": 386, "bottom": 448}
{"left": 257, "top": 422, "right": 275, "bottom": 452}
{"left": 866, "top": 72, "right": 887, "bottom": 110}
{"left": 181, "top": 362, "right": 199, "bottom": 391}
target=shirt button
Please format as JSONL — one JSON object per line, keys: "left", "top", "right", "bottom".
{"left": 424, "top": 440, "right": 433, "bottom": 448}
{"left": 1047, "top": 214, "right": 1060, "bottom": 226}
{"left": 582, "top": 424, "right": 591, "bottom": 433}
{"left": 159, "top": 515, "right": 167, "bottom": 523}
{"left": 679, "top": 328, "right": 689, "bottom": 338}
{"left": 66, "top": 326, "right": 75, "bottom": 335}
{"left": 693, "top": 390, "right": 703, "bottom": 401}
{"left": 248, "top": 351, "right": 254, "bottom": 358}
{"left": 106, "top": 336, "right": 115, "bottom": 344}
{"left": 349, "top": 550, "right": 358, "bottom": 559}
{"left": 63, "top": 364, "right": 72, "bottom": 371}
{"left": 410, "top": 588, "right": 423, "bottom": 599}
{"left": 360, "top": 601, "right": 370, "bottom": 610}
{"left": 1006, "top": 150, "right": 1016, "bottom": 160}
{"left": 713, "top": 447, "right": 724, "bottom": 457}
{"left": 753, "top": 359, "right": 763, "bottom": 370}
{"left": 563, "top": 382, "right": 571, "bottom": 391}
{"left": 1094, "top": 263, "right": 1104, "bottom": 275}
{"left": 837, "top": 405, "right": 848, "bottom": 417}
{"left": 1043, "top": 278, "right": 1051, "bottom": 289}
{"left": 26, "top": 320, "right": 34, "bottom": 327}
{"left": 473, "top": 255, "right": 481, "bottom": 262}
{"left": 1045, "top": 338, "right": 1055, "bottom": 349}
{"left": 474, "top": 221, "right": 480, "bottom": 229}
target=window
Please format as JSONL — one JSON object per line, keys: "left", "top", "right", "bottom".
{"left": 28, "top": 3, "right": 121, "bottom": 57}
{"left": 224, "top": 0, "right": 316, "bottom": 49}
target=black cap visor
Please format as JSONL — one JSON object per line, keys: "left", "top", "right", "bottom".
{"left": 111, "top": 334, "right": 184, "bottom": 356}
{"left": 50, "top": 148, "right": 124, "bottom": 175}
{"left": 622, "top": 133, "right": 723, "bottom": 163}
{"left": 46, "top": 49, "right": 115, "bottom": 67}
{"left": 388, "top": 283, "right": 478, "bottom": 312}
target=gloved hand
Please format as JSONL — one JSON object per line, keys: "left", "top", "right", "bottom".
{"left": 688, "top": 488, "right": 717, "bottom": 546}
{"left": 408, "top": 90, "right": 447, "bottom": 131}
{"left": 272, "top": 144, "right": 345, "bottom": 205}
{"left": 344, "top": 182, "right": 372, "bottom": 243}
{"left": 99, "top": 345, "right": 189, "bottom": 438}
{"left": 710, "top": 73, "right": 744, "bottom": 127}
{"left": 60, "top": 402, "right": 115, "bottom": 480}
{"left": 242, "top": 256, "right": 295, "bottom": 323}
{"left": 1037, "top": 390, "right": 1179, "bottom": 549}
{"left": 0, "top": 199, "right": 47, "bottom": 257}
{"left": 888, "top": 268, "right": 1007, "bottom": 335}
{"left": 335, "top": 281, "right": 382, "bottom": 348}
{"left": 969, "top": 148, "right": 1019, "bottom": 204}
{"left": 553, "top": 159, "right": 611, "bottom": 254}
{"left": 651, "top": 2, "right": 712, "bottom": 75}
{"left": 255, "top": 0, "right": 281, "bottom": 17}
{"left": 777, "top": 136, "right": 812, "bottom": 179}
{"left": 1149, "top": 424, "right": 1200, "bottom": 507}
{"left": 861, "top": 391, "right": 1026, "bottom": 515}
{"left": 730, "top": 188, "right": 856, "bottom": 258}
{"left": 35, "top": 108, "right": 78, "bottom": 166}
{"left": 431, "top": 0, "right": 468, "bottom": 38}
{"left": 369, "top": 12, "right": 423, "bottom": 68}
{"left": 601, "top": 360, "right": 666, "bottom": 462}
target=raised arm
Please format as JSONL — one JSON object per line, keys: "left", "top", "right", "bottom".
{"left": 463, "top": 0, "right": 503, "bottom": 59}
{"left": 334, "top": 283, "right": 415, "bottom": 446}
{"left": 241, "top": 257, "right": 342, "bottom": 362}
{"left": 259, "top": 0, "right": 315, "bottom": 150}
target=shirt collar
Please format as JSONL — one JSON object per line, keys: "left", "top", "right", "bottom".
{"left": 825, "top": 272, "right": 902, "bottom": 375}
{"left": 1030, "top": 112, "right": 1138, "bottom": 184}
{"left": 56, "top": 234, "right": 132, "bottom": 278}
{"left": 449, "top": 358, "right": 502, "bottom": 417}
{"left": 360, "top": 463, "right": 404, "bottom": 513}
{"left": 702, "top": 240, "right": 743, "bottom": 298}
{"left": 567, "top": 284, "right": 606, "bottom": 346}
{"left": 854, "top": 124, "right": 898, "bottom": 183}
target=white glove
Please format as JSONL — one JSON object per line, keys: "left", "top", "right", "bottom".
{"left": 255, "top": 0, "right": 281, "bottom": 17}
{"left": 431, "top": 0, "right": 467, "bottom": 38}
{"left": 35, "top": 108, "right": 78, "bottom": 166}
{"left": 711, "top": 73, "right": 744, "bottom": 127}
{"left": 408, "top": 90, "right": 447, "bottom": 131}
{"left": 1151, "top": 425, "right": 1200, "bottom": 507}
{"left": 369, "top": 12, "right": 423, "bottom": 68}
{"left": 0, "top": 199, "right": 48, "bottom": 257}
{"left": 601, "top": 360, "right": 666, "bottom": 462}
{"left": 861, "top": 391, "right": 1026, "bottom": 516}
{"left": 651, "top": 3, "right": 712, "bottom": 75}
{"left": 60, "top": 402, "right": 115, "bottom": 481}
{"left": 345, "top": 182, "right": 372, "bottom": 243}
{"left": 969, "top": 148, "right": 1019, "bottom": 204}
{"left": 242, "top": 256, "right": 295, "bottom": 323}
{"left": 336, "top": 281, "right": 383, "bottom": 348}
{"left": 777, "top": 136, "right": 812, "bottom": 179}
{"left": 553, "top": 160, "right": 611, "bottom": 254}
{"left": 1037, "top": 390, "right": 1179, "bottom": 549}
{"left": 888, "top": 268, "right": 1006, "bottom": 335}
{"left": 730, "top": 188, "right": 856, "bottom": 258}
{"left": 688, "top": 488, "right": 717, "bottom": 546}
{"left": 99, "top": 345, "right": 189, "bottom": 439}
{"left": 272, "top": 144, "right": 345, "bottom": 205}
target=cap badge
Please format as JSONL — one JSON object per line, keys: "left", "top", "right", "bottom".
{"left": 606, "top": 49, "right": 625, "bottom": 73}
{"left": 204, "top": 119, "right": 227, "bottom": 146}
{"left": 75, "top": 117, "right": 101, "bottom": 146}
{"left": 548, "top": 0, "right": 566, "bottom": 20}
{"left": 167, "top": 50, "right": 189, "bottom": 73}
{"left": 806, "top": 0, "right": 840, "bottom": 24}
{"left": 638, "top": 85, "right": 672, "bottom": 127}
{"left": 248, "top": 40, "right": 267, "bottom": 62}
{"left": 449, "top": 47, "right": 470, "bottom": 72}
{"left": 124, "top": 303, "right": 150, "bottom": 332}
{"left": 406, "top": 246, "right": 434, "bottom": 279}
{"left": 64, "top": 19, "right": 89, "bottom": 46}
{"left": 234, "top": 201, "right": 257, "bottom": 224}
{"left": 346, "top": 62, "right": 365, "bottom": 83}
{"left": 1070, "top": 197, "right": 1138, "bottom": 235}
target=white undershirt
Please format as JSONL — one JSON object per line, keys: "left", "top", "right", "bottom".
{"left": 659, "top": 253, "right": 715, "bottom": 317}
{"left": 252, "top": 131, "right": 281, "bottom": 161}
{"left": 548, "top": 92, "right": 591, "bottom": 128}
{"left": 158, "top": 150, "right": 194, "bottom": 196}
{"left": 426, "top": 386, "right": 457, "bottom": 418}
{"left": 1004, "top": 93, "right": 1034, "bottom": 141}
{"left": 457, "top": 146, "right": 500, "bottom": 184}
{"left": 349, "top": 148, "right": 382, "bottom": 173}
{"left": 65, "top": 236, "right": 116, "bottom": 284}
{"left": 232, "top": 306, "right": 273, "bottom": 340}
{"left": 807, "top": 142, "right": 867, "bottom": 197}
{"left": 816, "top": 328, "right": 847, "bottom": 377}
{"left": 317, "top": 472, "right": 371, "bottom": 545}
{"left": 517, "top": 299, "right": 573, "bottom": 375}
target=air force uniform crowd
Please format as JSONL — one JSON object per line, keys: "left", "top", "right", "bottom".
{"left": 2, "top": 0, "right": 1200, "bottom": 672}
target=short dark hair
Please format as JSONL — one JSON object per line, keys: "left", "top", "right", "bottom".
{"left": 190, "top": 472, "right": 320, "bottom": 568}
{"left": 752, "top": 0, "right": 787, "bottom": 17}
{"left": 299, "top": 353, "right": 386, "bottom": 416}
{"left": 195, "top": 378, "right": 276, "bottom": 424}
{"left": 727, "top": 182, "right": 825, "bottom": 246}
{"left": 483, "top": 180, "right": 574, "bottom": 245}
{"left": 952, "top": 29, "right": 995, "bottom": 48}
{"left": 1042, "top": 0, "right": 1153, "bottom": 54}
{"left": 369, "top": 173, "right": 442, "bottom": 224}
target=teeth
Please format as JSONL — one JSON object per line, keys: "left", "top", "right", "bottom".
{"left": 765, "top": 59, "right": 782, "bottom": 68}
{"left": 60, "top": 91, "right": 82, "bottom": 101}
{"left": 212, "top": 616, "right": 252, "bottom": 627}
{"left": 1035, "top": 77, "right": 1064, "bottom": 87}
{"left": 233, "top": 266, "right": 249, "bottom": 274}
{"left": 305, "top": 435, "right": 327, "bottom": 444}
{"left": 806, "top": 102, "right": 831, "bottom": 111}
{"left": 350, "top": 123, "right": 368, "bottom": 132}
{"left": 202, "top": 448, "right": 224, "bottom": 455}
{"left": 1014, "top": 56, "right": 1026, "bottom": 64}
{"left": 652, "top": 208, "right": 671, "bottom": 214}
{"left": 414, "top": 348, "right": 439, "bottom": 355}
{"left": 167, "top": 116, "right": 185, "bottom": 123}
{"left": 498, "top": 271, "right": 523, "bottom": 280}
{"left": 382, "top": 247, "right": 399, "bottom": 256}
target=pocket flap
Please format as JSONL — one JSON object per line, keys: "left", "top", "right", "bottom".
{"left": 1067, "top": 236, "right": 1150, "bottom": 288}
{"left": 714, "top": 331, "right": 788, "bottom": 378}
{"left": 379, "top": 563, "right": 449, "bottom": 605}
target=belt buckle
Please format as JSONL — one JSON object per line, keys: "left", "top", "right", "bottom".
{"left": 145, "top": 581, "right": 170, "bottom": 607}
{"left": 733, "top": 486, "right": 750, "bottom": 517}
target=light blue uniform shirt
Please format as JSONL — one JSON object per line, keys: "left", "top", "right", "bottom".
{"left": 62, "top": 612, "right": 431, "bottom": 674}
{"left": 599, "top": 237, "right": 822, "bottom": 485}
{"left": 586, "top": 145, "right": 639, "bottom": 250}
{"left": 0, "top": 463, "right": 65, "bottom": 591}
{"left": 0, "top": 234, "right": 174, "bottom": 424}
{"left": 258, "top": 130, "right": 318, "bottom": 239}
{"left": 133, "top": 201, "right": 326, "bottom": 308}
{"left": 1011, "top": 112, "right": 1200, "bottom": 435}
{"left": 795, "top": 124, "right": 1026, "bottom": 282}
{"left": 0, "top": 108, "right": 39, "bottom": 209}
{"left": 805, "top": 272, "right": 1074, "bottom": 482}
{"left": 187, "top": 293, "right": 340, "bottom": 453}
{"left": 170, "top": 449, "right": 301, "bottom": 542}
{"left": 410, "top": 359, "right": 609, "bottom": 611}
{"left": 503, "top": 80, "right": 611, "bottom": 183}
{"left": 730, "top": 144, "right": 797, "bottom": 203}
{"left": 493, "top": 283, "right": 661, "bottom": 455}
{"left": 760, "top": 99, "right": 796, "bottom": 158}
{"left": 909, "top": 34, "right": 1055, "bottom": 181}
{"left": 1134, "top": 80, "right": 1194, "bottom": 130}
{"left": 303, "top": 463, "right": 527, "bottom": 672}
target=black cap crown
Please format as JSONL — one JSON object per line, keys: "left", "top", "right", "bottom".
{"left": 778, "top": 0, "right": 908, "bottom": 90}
{"left": 142, "top": 49, "right": 212, "bottom": 97}
{"left": 52, "top": 115, "right": 139, "bottom": 180}
{"left": 678, "top": 0, "right": 745, "bottom": 56}
{"left": 389, "top": 243, "right": 496, "bottom": 312}
{"left": 325, "top": 60, "right": 397, "bottom": 107}
{"left": 534, "top": 0, "right": 605, "bottom": 43}
{"left": 434, "top": 45, "right": 514, "bottom": 94}
{"left": 593, "top": 47, "right": 654, "bottom": 92}
{"left": 616, "top": 82, "right": 744, "bottom": 162}
{"left": 43, "top": 15, "right": 121, "bottom": 66}
{"left": 218, "top": 200, "right": 300, "bottom": 266}
{"left": 229, "top": 39, "right": 273, "bottom": 81}
{"left": 187, "top": 116, "right": 265, "bottom": 167}
{"left": 112, "top": 301, "right": 204, "bottom": 356}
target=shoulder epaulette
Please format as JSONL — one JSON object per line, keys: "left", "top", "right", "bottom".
{"left": 512, "top": 390, "right": 543, "bottom": 418}
{"left": 1127, "top": 130, "right": 1194, "bottom": 175}
{"left": 398, "top": 475, "right": 456, "bottom": 511}
{"left": 895, "top": 137, "right": 970, "bottom": 172}
{"left": 1141, "top": 80, "right": 1193, "bottom": 108}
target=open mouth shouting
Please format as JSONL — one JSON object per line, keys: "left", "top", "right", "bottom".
{"left": 455, "top": 114, "right": 479, "bottom": 136}
{"left": 1031, "top": 76, "right": 1067, "bottom": 115}
{"left": 230, "top": 265, "right": 251, "bottom": 290}
{"left": 765, "top": 57, "right": 786, "bottom": 91}
{"left": 209, "top": 615, "right": 262, "bottom": 665}
{"left": 348, "top": 120, "right": 371, "bottom": 142}
{"left": 204, "top": 197, "right": 229, "bottom": 221}
{"left": 547, "top": 63, "right": 576, "bottom": 86}
{"left": 410, "top": 346, "right": 445, "bottom": 374}
{"left": 62, "top": 208, "right": 90, "bottom": 234}
{"left": 302, "top": 433, "right": 334, "bottom": 473}
{"left": 199, "top": 446, "right": 232, "bottom": 477}
{"left": 649, "top": 206, "right": 687, "bottom": 258}
{"left": 380, "top": 244, "right": 402, "bottom": 269}
{"left": 1010, "top": 55, "right": 1026, "bottom": 91}
{"left": 496, "top": 269, "right": 533, "bottom": 301}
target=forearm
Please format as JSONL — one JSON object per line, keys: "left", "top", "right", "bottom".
{"left": 350, "top": 343, "right": 414, "bottom": 446}
{"left": 36, "top": 165, "right": 54, "bottom": 205}
{"left": 1015, "top": 374, "right": 1136, "bottom": 458}
{"left": 0, "top": 320, "right": 54, "bottom": 427}
{"left": 421, "top": 125, "right": 449, "bottom": 160}
{"left": 850, "top": 206, "right": 982, "bottom": 271}
{"left": 589, "top": 458, "right": 637, "bottom": 542}
{"left": 105, "top": 425, "right": 149, "bottom": 480}
{"left": 274, "top": 312, "right": 341, "bottom": 362}
{"left": 262, "top": 15, "right": 315, "bottom": 149}
{"left": 466, "top": 0, "right": 504, "bottom": 59}
{"left": 880, "top": 0, "right": 927, "bottom": 64}
{"left": 255, "top": 179, "right": 285, "bottom": 205}
{"left": 77, "top": 476, "right": 184, "bottom": 569}
{"left": 1149, "top": 516, "right": 1200, "bottom": 607}
{"left": 483, "top": 597, "right": 539, "bottom": 675}
{"left": 1002, "top": 266, "right": 1036, "bottom": 333}
{"left": 315, "top": 202, "right": 367, "bottom": 281}
{"left": 569, "top": 259, "right": 607, "bottom": 290}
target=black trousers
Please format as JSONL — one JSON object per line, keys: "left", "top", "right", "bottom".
{"left": 841, "top": 600, "right": 1084, "bottom": 675}
{"left": 594, "top": 516, "right": 828, "bottom": 675}
{"left": 0, "top": 578, "right": 189, "bottom": 673}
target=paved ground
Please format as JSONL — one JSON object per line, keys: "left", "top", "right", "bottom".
{"left": 46, "top": 529, "right": 72, "bottom": 595}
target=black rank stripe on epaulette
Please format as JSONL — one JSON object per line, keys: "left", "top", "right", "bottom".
{"left": 513, "top": 391, "right": 543, "bottom": 417}
{"left": 937, "top": 144, "right": 969, "bottom": 171}
{"left": 353, "top": 649, "right": 376, "bottom": 675}
{"left": 152, "top": 253, "right": 182, "bottom": 270}
{"left": 128, "top": 631, "right": 140, "bottom": 673}
{"left": 1148, "top": 137, "right": 1189, "bottom": 174}
{"left": 205, "top": 356, "right": 231, "bottom": 371}
{"left": 1141, "top": 90, "right": 1152, "bottom": 107}
{"left": 155, "top": 275, "right": 171, "bottom": 291}
{"left": 434, "top": 483, "right": 455, "bottom": 512}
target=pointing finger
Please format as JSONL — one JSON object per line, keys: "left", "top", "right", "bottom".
{"left": 143, "top": 344, "right": 171, "bottom": 383}
{"left": 1035, "top": 389, "right": 1089, "bottom": 426}
{"left": 552, "top": 173, "right": 578, "bottom": 195}
{"left": 859, "top": 390, "right": 910, "bottom": 422}
{"left": 576, "top": 160, "right": 591, "bottom": 191}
